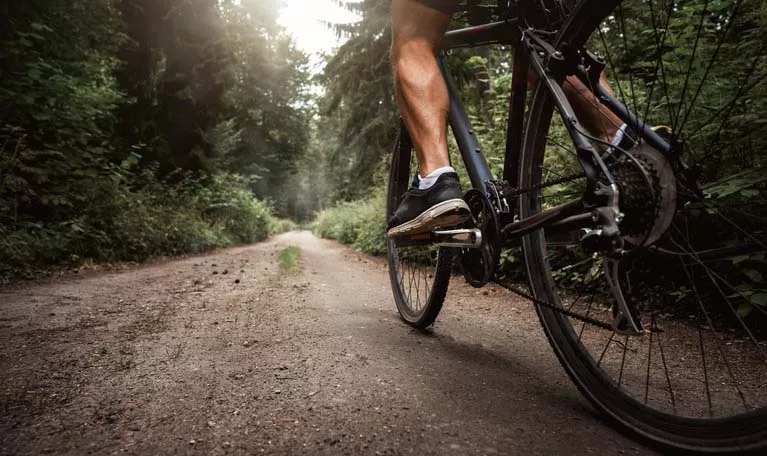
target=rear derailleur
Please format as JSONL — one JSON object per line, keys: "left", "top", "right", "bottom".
{"left": 582, "top": 183, "right": 645, "bottom": 336}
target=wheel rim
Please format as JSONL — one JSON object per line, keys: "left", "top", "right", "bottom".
{"left": 521, "top": 0, "right": 767, "bottom": 450}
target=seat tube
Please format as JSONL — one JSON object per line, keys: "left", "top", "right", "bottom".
{"left": 502, "top": 42, "right": 529, "bottom": 188}
{"left": 438, "top": 54, "right": 494, "bottom": 191}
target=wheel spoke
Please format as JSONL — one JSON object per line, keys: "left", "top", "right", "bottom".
{"left": 677, "top": 0, "right": 747, "bottom": 135}
{"left": 672, "top": 0, "right": 711, "bottom": 135}
{"left": 679, "top": 257, "right": 751, "bottom": 412}
{"left": 617, "top": 335, "right": 629, "bottom": 388}
{"left": 617, "top": 1, "right": 642, "bottom": 124}
{"left": 685, "top": 52, "right": 767, "bottom": 145}
{"left": 669, "top": 226, "right": 767, "bottom": 362}
{"left": 641, "top": 0, "right": 677, "bottom": 128}
{"left": 653, "top": 314, "right": 678, "bottom": 415}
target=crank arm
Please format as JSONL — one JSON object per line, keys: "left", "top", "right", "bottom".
{"left": 392, "top": 229, "right": 483, "bottom": 249}
{"left": 604, "top": 258, "right": 645, "bottom": 336}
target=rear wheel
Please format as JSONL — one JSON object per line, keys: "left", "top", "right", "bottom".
{"left": 520, "top": 0, "right": 767, "bottom": 452}
{"left": 386, "top": 123, "right": 453, "bottom": 329}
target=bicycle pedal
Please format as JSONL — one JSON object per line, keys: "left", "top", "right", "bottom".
{"left": 432, "top": 228, "right": 483, "bottom": 248}
{"left": 392, "top": 228, "right": 482, "bottom": 249}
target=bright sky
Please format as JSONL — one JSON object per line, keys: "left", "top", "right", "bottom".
{"left": 278, "top": 0, "right": 360, "bottom": 58}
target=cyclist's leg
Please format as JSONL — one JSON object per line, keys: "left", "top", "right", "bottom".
{"left": 393, "top": 0, "right": 624, "bottom": 168}
{"left": 391, "top": 0, "right": 455, "bottom": 177}
{"left": 529, "top": 70, "right": 624, "bottom": 145}
{"left": 563, "top": 73, "right": 625, "bottom": 146}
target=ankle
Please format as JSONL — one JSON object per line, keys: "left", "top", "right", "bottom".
{"left": 608, "top": 123, "right": 628, "bottom": 148}
{"left": 418, "top": 166, "right": 455, "bottom": 190}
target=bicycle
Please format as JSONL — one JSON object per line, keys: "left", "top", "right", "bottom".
{"left": 386, "top": 0, "right": 767, "bottom": 453}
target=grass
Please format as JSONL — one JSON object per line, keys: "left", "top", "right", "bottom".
{"left": 279, "top": 246, "right": 301, "bottom": 273}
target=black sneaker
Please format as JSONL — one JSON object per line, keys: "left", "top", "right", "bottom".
{"left": 387, "top": 172, "right": 471, "bottom": 238}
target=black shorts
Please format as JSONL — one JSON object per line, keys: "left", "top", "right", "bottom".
{"left": 416, "top": 1, "right": 575, "bottom": 27}
{"left": 415, "top": 0, "right": 465, "bottom": 14}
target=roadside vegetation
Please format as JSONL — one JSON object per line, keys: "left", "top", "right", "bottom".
{"left": 0, "top": 0, "right": 309, "bottom": 282}
{"left": 312, "top": 193, "right": 387, "bottom": 256}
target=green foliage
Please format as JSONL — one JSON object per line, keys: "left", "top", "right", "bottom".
{"left": 0, "top": 165, "right": 278, "bottom": 281}
{"left": 0, "top": 0, "right": 126, "bottom": 226}
{"left": 0, "top": 0, "right": 310, "bottom": 281}
{"left": 200, "top": 174, "right": 275, "bottom": 245}
{"left": 215, "top": 0, "right": 312, "bottom": 215}
{"left": 313, "top": 193, "right": 387, "bottom": 256}
{"left": 270, "top": 218, "right": 299, "bottom": 235}
{"left": 316, "top": 1, "right": 398, "bottom": 203}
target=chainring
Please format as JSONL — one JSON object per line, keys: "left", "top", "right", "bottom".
{"left": 461, "top": 189, "right": 501, "bottom": 288}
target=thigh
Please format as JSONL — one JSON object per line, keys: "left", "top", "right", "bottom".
{"left": 392, "top": 0, "right": 454, "bottom": 49}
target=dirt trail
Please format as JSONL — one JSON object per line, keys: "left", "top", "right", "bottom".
{"left": 0, "top": 231, "right": 659, "bottom": 455}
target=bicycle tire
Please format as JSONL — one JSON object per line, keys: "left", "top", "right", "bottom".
{"left": 386, "top": 123, "right": 453, "bottom": 329}
{"left": 519, "top": 0, "right": 767, "bottom": 453}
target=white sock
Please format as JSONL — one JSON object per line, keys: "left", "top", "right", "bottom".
{"left": 610, "top": 123, "right": 628, "bottom": 149}
{"left": 418, "top": 166, "right": 455, "bottom": 190}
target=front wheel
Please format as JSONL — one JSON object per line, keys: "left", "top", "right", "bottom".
{"left": 386, "top": 123, "right": 453, "bottom": 329}
{"left": 519, "top": 0, "right": 767, "bottom": 453}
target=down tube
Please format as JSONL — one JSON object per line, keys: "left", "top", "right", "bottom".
{"left": 438, "top": 55, "right": 494, "bottom": 191}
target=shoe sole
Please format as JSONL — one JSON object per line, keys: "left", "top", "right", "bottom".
{"left": 387, "top": 198, "right": 471, "bottom": 239}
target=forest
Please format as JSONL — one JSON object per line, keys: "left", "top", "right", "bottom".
{"left": 1, "top": 0, "right": 311, "bottom": 280}
{"left": 1, "top": 0, "right": 765, "bottom": 286}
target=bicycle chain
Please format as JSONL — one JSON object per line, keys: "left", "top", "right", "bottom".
{"left": 490, "top": 171, "right": 615, "bottom": 331}
{"left": 493, "top": 277, "right": 614, "bottom": 331}
{"left": 508, "top": 171, "right": 586, "bottom": 197}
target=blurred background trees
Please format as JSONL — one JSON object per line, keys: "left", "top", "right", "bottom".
{"left": 0, "top": 0, "right": 309, "bottom": 279}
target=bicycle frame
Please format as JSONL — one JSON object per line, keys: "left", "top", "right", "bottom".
{"left": 438, "top": 19, "right": 675, "bottom": 245}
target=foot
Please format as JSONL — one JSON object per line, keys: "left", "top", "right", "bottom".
{"left": 387, "top": 172, "right": 471, "bottom": 238}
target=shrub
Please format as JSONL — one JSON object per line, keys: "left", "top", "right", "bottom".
{"left": 202, "top": 175, "right": 275, "bottom": 245}
{"left": 313, "top": 192, "right": 387, "bottom": 256}
{"left": 270, "top": 218, "right": 299, "bottom": 234}
{"left": 0, "top": 168, "right": 281, "bottom": 282}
